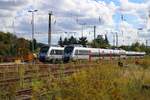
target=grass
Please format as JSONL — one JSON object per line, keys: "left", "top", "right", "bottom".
{"left": 0, "top": 57, "right": 150, "bottom": 100}
{"left": 47, "top": 57, "right": 150, "bottom": 100}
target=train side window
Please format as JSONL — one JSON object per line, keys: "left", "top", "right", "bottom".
{"left": 78, "top": 50, "right": 89, "bottom": 55}
{"left": 50, "top": 50, "right": 55, "bottom": 55}
{"left": 75, "top": 50, "right": 78, "bottom": 55}
{"left": 50, "top": 50, "right": 63, "bottom": 55}
{"left": 55, "top": 50, "right": 63, "bottom": 55}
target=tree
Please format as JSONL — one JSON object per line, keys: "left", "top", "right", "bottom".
{"left": 90, "top": 35, "right": 110, "bottom": 48}
{"left": 0, "top": 31, "right": 45, "bottom": 57}
{"left": 68, "top": 36, "right": 78, "bottom": 44}
{"left": 58, "top": 37, "right": 63, "bottom": 47}
{"left": 140, "top": 43, "right": 146, "bottom": 51}
{"left": 104, "top": 34, "right": 109, "bottom": 47}
{"left": 15, "top": 38, "right": 30, "bottom": 56}
{"left": 119, "top": 42, "right": 150, "bottom": 55}
{"left": 33, "top": 39, "right": 37, "bottom": 50}
{"left": 130, "top": 42, "right": 141, "bottom": 51}
{"left": 78, "top": 37, "right": 88, "bottom": 47}
{"left": 119, "top": 45, "right": 130, "bottom": 51}
{"left": 63, "top": 37, "right": 69, "bottom": 45}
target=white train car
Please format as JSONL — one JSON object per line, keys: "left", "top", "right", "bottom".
{"left": 39, "top": 45, "right": 146, "bottom": 63}
{"left": 39, "top": 46, "right": 64, "bottom": 62}
{"left": 63, "top": 45, "right": 127, "bottom": 62}
{"left": 126, "top": 51, "right": 146, "bottom": 58}
{"left": 63, "top": 45, "right": 146, "bottom": 62}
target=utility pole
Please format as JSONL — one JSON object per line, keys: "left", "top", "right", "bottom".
{"left": 116, "top": 32, "right": 118, "bottom": 47}
{"left": 48, "top": 11, "right": 53, "bottom": 46}
{"left": 11, "top": 17, "right": 16, "bottom": 56}
{"left": 112, "top": 32, "right": 115, "bottom": 47}
{"left": 94, "top": 25, "right": 96, "bottom": 40}
{"left": 80, "top": 23, "right": 86, "bottom": 37}
{"left": 120, "top": 14, "right": 125, "bottom": 46}
{"left": 82, "top": 25, "right": 84, "bottom": 37}
{"left": 146, "top": 40, "right": 148, "bottom": 48}
{"left": 12, "top": 18, "right": 16, "bottom": 35}
{"left": 28, "top": 9, "right": 38, "bottom": 52}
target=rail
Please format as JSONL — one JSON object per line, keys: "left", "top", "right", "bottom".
{"left": 0, "top": 63, "right": 101, "bottom": 99}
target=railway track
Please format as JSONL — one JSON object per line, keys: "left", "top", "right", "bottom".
{"left": 16, "top": 88, "right": 32, "bottom": 100}
{"left": 0, "top": 63, "right": 101, "bottom": 100}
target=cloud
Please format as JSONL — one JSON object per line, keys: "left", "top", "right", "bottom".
{"left": 0, "top": 0, "right": 26, "bottom": 10}
{"left": 118, "top": 0, "right": 148, "bottom": 26}
{"left": 0, "top": 0, "right": 29, "bottom": 33}
{"left": 12, "top": 0, "right": 117, "bottom": 44}
{"left": 0, "top": 0, "right": 149, "bottom": 45}
{"left": 0, "top": 0, "right": 29, "bottom": 18}
{"left": 119, "top": 0, "right": 147, "bottom": 12}
{"left": 113, "top": 0, "right": 150, "bottom": 45}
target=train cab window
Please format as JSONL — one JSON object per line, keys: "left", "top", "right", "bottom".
{"left": 50, "top": 49, "right": 63, "bottom": 55}
{"left": 50, "top": 50, "right": 55, "bottom": 55}
{"left": 55, "top": 50, "right": 63, "bottom": 55}
{"left": 64, "top": 46, "right": 74, "bottom": 54}
{"left": 75, "top": 50, "right": 78, "bottom": 55}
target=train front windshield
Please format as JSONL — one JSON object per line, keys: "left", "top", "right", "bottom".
{"left": 39, "top": 46, "right": 49, "bottom": 62}
{"left": 40, "top": 46, "right": 49, "bottom": 53}
{"left": 63, "top": 46, "right": 74, "bottom": 62}
{"left": 64, "top": 46, "right": 74, "bottom": 54}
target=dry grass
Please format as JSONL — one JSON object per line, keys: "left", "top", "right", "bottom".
{"left": 0, "top": 57, "right": 150, "bottom": 100}
{"left": 48, "top": 57, "right": 150, "bottom": 100}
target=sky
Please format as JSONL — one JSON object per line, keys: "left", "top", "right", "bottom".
{"left": 0, "top": 0, "right": 150, "bottom": 46}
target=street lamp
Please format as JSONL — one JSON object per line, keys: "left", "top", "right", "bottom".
{"left": 28, "top": 9, "right": 38, "bottom": 52}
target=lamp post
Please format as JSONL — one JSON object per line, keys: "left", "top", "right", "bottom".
{"left": 28, "top": 9, "right": 38, "bottom": 52}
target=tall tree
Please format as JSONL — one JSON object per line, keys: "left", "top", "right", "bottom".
{"left": 68, "top": 36, "right": 78, "bottom": 44}
{"left": 104, "top": 34, "right": 109, "bottom": 45}
{"left": 33, "top": 38, "right": 37, "bottom": 50}
{"left": 78, "top": 37, "right": 88, "bottom": 47}
{"left": 90, "top": 35, "right": 110, "bottom": 48}
{"left": 130, "top": 42, "right": 140, "bottom": 51}
{"left": 104, "top": 34, "right": 110, "bottom": 48}
{"left": 58, "top": 37, "right": 63, "bottom": 47}
{"left": 63, "top": 37, "right": 69, "bottom": 45}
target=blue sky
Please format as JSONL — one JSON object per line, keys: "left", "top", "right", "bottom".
{"left": 99, "top": 0, "right": 120, "bottom": 5}
{"left": 0, "top": 0, "right": 150, "bottom": 46}
{"left": 129, "top": 0, "right": 146, "bottom": 3}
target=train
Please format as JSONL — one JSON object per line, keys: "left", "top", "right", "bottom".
{"left": 39, "top": 45, "right": 146, "bottom": 63}
{"left": 63, "top": 45, "right": 146, "bottom": 62}
{"left": 39, "top": 46, "right": 64, "bottom": 62}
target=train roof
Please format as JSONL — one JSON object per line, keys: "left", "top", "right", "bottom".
{"left": 126, "top": 51, "right": 146, "bottom": 55}
{"left": 69, "top": 46, "right": 124, "bottom": 51}
{"left": 41, "top": 45, "right": 62, "bottom": 47}
{"left": 41, "top": 46, "right": 64, "bottom": 49}
{"left": 64, "top": 45, "right": 145, "bottom": 54}
{"left": 50, "top": 46, "right": 64, "bottom": 49}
